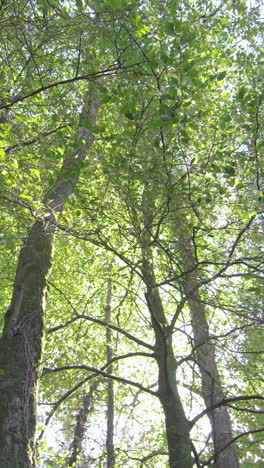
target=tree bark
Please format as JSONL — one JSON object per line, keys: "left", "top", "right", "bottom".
{"left": 144, "top": 273, "right": 193, "bottom": 468}
{"left": 0, "top": 86, "right": 99, "bottom": 468}
{"left": 140, "top": 185, "right": 193, "bottom": 468}
{"left": 178, "top": 229, "right": 239, "bottom": 468}
{"left": 67, "top": 381, "right": 99, "bottom": 467}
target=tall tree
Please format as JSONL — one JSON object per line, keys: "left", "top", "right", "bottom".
{"left": 178, "top": 227, "right": 240, "bottom": 468}
{"left": 0, "top": 0, "right": 263, "bottom": 466}
{"left": 140, "top": 183, "right": 193, "bottom": 467}
{"left": 0, "top": 85, "right": 99, "bottom": 467}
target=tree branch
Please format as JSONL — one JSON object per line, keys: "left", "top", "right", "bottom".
{"left": 0, "top": 62, "right": 145, "bottom": 110}
{"left": 42, "top": 364, "right": 158, "bottom": 396}
{"left": 201, "top": 427, "right": 264, "bottom": 467}
{"left": 76, "top": 313, "right": 154, "bottom": 350}
{"left": 191, "top": 395, "right": 264, "bottom": 427}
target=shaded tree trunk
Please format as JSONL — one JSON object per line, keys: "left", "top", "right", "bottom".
{"left": 140, "top": 185, "right": 193, "bottom": 468}
{"left": 178, "top": 228, "right": 239, "bottom": 468}
{"left": 0, "top": 86, "right": 99, "bottom": 468}
{"left": 67, "top": 381, "right": 99, "bottom": 467}
{"left": 143, "top": 274, "right": 193, "bottom": 468}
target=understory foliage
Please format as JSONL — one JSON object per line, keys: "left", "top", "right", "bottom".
{"left": 0, "top": 0, "right": 263, "bottom": 467}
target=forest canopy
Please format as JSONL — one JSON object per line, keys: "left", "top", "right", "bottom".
{"left": 0, "top": 0, "right": 263, "bottom": 467}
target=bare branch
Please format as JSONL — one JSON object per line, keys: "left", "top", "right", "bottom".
{"left": 77, "top": 313, "right": 154, "bottom": 350}
{"left": 202, "top": 427, "right": 264, "bottom": 467}
{"left": 42, "top": 364, "right": 158, "bottom": 396}
{"left": 191, "top": 395, "right": 264, "bottom": 427}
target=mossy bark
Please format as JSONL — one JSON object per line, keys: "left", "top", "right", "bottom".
{"left": 0, "top": 87, "right": 99, "bottom": 468}
{"left": 0, "top": 221, "right": 54, "bottom": 468}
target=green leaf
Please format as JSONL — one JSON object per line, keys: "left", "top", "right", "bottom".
{"left": 216, "top": 71, "right": 227, "bottom": 81}
{"left": 223, "top": 164, "right": 236, "bottom": 176}
{"left": 164, "top": 22, "right": 175, "bottom": 36}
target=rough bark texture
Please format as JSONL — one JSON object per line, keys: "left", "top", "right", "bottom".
{"left": 0, "top": 220, "right": 53, "bottom": 468}
{"left": 0, "top": 86, "right": 99, "bottom": 468}
{"left": 179, "top": 231, "right": 239, "bottom": 468}
{"left": 140, "top": 186, "right": 193, "bottom": 468}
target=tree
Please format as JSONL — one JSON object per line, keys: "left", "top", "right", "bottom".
{"left": 0, "top": 0, "right": 263, "bottom": 467}
{"left": 0, "top": 83, "right": 99, "bottom": 465}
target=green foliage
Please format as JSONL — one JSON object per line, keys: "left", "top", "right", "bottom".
{"left": 0, "top": 0, "right": 263, "bottom": 466}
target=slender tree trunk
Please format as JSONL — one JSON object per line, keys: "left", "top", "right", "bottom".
{"left": 140, "top": 185, "right": 193, "bottom": 468}
{"left": 178, "top": 228, "right": 239, "bottom": 468}
{"left": 67, "top": 381, "right": 99, "bottom": 467}
{"left": 105, "top": 263, "right": 115, "bottom": 468}
{"left": 143, "top": 272, "right": 193, "bottom": 468}
{"left": 0, "top": 86, "right": 99, "bottom": 468}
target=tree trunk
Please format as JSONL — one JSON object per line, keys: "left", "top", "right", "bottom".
{"left": 142, "top": 261, "right": 192, "bottom": 468}
{"left": 67, "top": 381, "right": 99, "bottom": 467}
{"left": 140, "top": 185, "right": 193, "bottom": 468}
{"left": 178, "top": 229, "right": 239, "bottom": 468}
{"left": 0, "top": 86, "right": 99, "bottom": 468}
